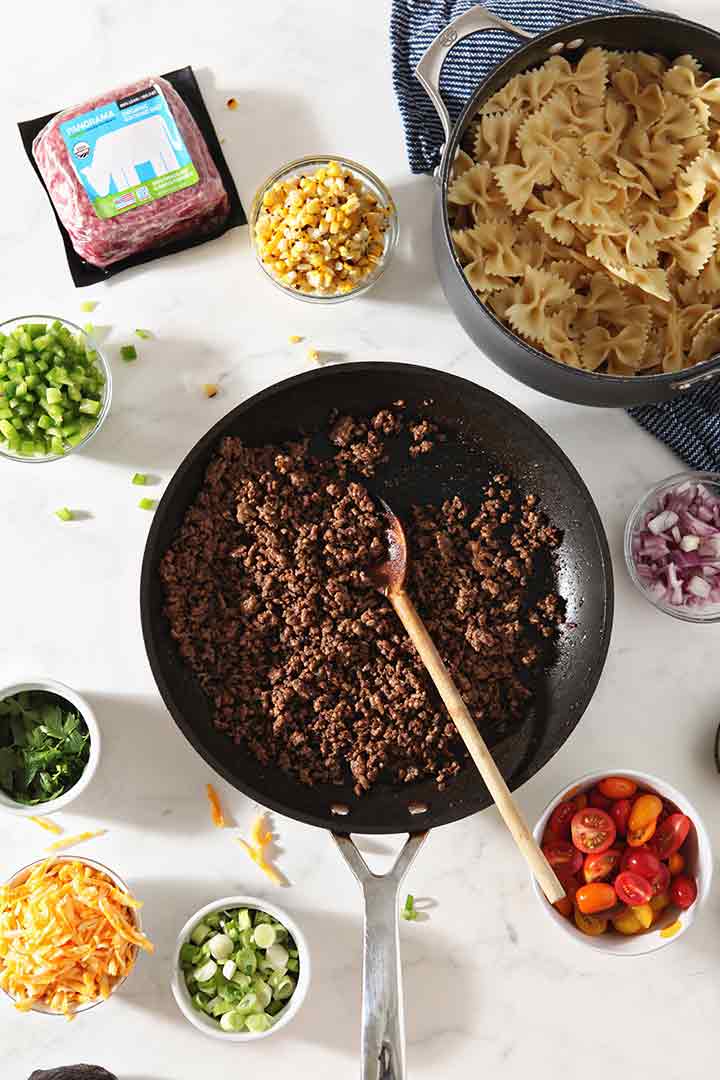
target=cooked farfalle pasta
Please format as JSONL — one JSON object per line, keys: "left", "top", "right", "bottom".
{"left": 449, "top": 46, "right": 720, "bottom": 375}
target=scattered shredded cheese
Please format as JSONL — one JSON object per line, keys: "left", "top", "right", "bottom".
{"left": 307, "top": 348, "right": 320, "bottom": 364}
{"left": 29, "top": 816, "right": 63, "bottom": 835}
{"left": 237, "top": 812, "right": 284, "bottom": 885}
{"left": 288, "top": 335, "right": 303, "bottom": 344}
{"left": 203, "top": 383, "right": 219, "bottom": 398}
{"left": 237, "top": 838, "right": 284, "bottom": 886}
{"left": 206, "top": 783, "right": 225, "bottom": 827}
{"left": 45, "top": 829, "right": 106, "bottom": 853}
{"left": 0, "top": 858, "right": 153, "bottom": 1018}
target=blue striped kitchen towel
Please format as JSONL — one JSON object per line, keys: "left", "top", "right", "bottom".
{"left": 390, "top": 0, "right": 720, "bottom": 469}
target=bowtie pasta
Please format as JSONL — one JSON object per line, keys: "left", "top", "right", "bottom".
{"left": 448, "top": 47, "right": 720, "bottom": 375}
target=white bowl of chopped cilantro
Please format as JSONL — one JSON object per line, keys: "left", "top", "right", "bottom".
{"left": 171, "top": 897, "right": 311, "bottom": 1040}
{"left": 0, "top": 679, "right": 100, "bottom": 815}
{"left": 0, "top": 316, "right": 111, "bottom": 462}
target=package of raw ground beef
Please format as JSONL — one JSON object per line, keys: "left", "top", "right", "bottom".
{"left": 18, "top": 67, "right": 245, "bottom": 286}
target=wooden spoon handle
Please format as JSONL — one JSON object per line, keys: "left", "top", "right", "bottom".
{"left": 390, "top": 589, "right": 565, "bottom": 905}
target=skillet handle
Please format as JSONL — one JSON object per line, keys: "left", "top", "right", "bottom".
{"left": 671, "top": 353, "right": 720, "bottom": 391}
{"left": 333, "top": 832, "right": 428, "bottom": 1080}
{"left": 414, "top": 3, "right": 533, "bottom": 141}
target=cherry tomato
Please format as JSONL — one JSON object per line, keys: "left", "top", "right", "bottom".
{"left": 670, "top": 874, "right": 697, "bottom": 910}
{"left": 610, "top": 798, "right": 632, "bottom": 838}
{"left": 576, "top": 882, "right": 617, "bottom": 914}
{"left": 548, "top": 800, "right": 578, "bottom": 840}
{"left": 583, "top": 848, "right": 622, "bottom": 883}
{"left": 587, "top": 788, "right": 612, "bottom": 812}
{"left": 574, "top": 908, "right": 608, "bottom": 936}
{"left": 621, "top": 846, "right": 661, "bottom": 882}
{"left": 613, "top": 907, "right": 645, "bottom": 935}
{"left": 668, "top": 852, "right": 685, "bottom": 876}
{"left": 615, "top": 870, "right": 654, "bottom": 906}
{"left": 571, "top": 808, "right": 616, "bottom": 854}
{"left": 543, "top": 841, "right": 583, "bottom": 875}
{"left": 653, "top": 862, "right": 671, "bottom": 897}
{"left": 650, "top": 891, "right": 671, "bottom": 917}
{"left": 651, "top": 814, "right": 691, "bottom": 860}
{"left": 598, "top": 776, "right": 638, "bottom": 800}
{"left": 574, "top": 793, "right": 588, "bottom": 810}
{"left": 627, "top": 794, "right": 663, "bottom": 847}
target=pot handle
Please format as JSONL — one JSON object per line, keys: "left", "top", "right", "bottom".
{"left": 671, "top": 354, "right": 720, "bottom": 392}
{"left": 414, "top": 4, "right": 533, "bottom": 141}
{"left": 333, "top": 832, "right": 428, "bottom": 1080}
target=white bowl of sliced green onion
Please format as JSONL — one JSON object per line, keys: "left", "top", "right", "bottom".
{"left": 171, "top": 896, "right": 311, "bottom": 1041}
{"left": 0, "top": 315, "right": 111, "bottom": 462}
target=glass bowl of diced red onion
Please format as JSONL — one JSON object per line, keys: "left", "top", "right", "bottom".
{"left": 625, "top": 472, "right": 720, "bottom": 623}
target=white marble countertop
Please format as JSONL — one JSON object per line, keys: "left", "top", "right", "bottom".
{"left": 2, "top": 1, "right": 720, "bottom": 1077}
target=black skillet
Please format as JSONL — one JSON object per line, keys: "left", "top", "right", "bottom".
{"left": 140, "top": 362, "right": 613, "bottom": 1079}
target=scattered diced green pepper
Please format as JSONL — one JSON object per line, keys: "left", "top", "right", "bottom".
{"left": 138, "top": 498, "right": 156, "bottom": 511}
{"left": 55, "top": 507, "right": 73, "bottom": 522}
{"left": 132, "top": 472, "right": 147, "bottom": 485}
{"left": 120, "top": 345, "right": 137, "bottom": 362}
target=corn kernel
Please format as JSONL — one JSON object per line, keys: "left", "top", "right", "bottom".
{"left": 289, "top": 335, "right": 303, "bottom": 344}
{"left": 307, "top": 348, "right": 320, "bottom": 363}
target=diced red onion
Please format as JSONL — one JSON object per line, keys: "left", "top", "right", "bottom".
{"left": 630, "top": 477, "right": 720, "bottom": 612}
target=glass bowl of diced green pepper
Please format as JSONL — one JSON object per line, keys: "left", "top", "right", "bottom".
{"left": 171, "top": 896, "right": 311, "bottom": 1040}
{"left": 0, "top": 316, "right": 111, "bottom": 462}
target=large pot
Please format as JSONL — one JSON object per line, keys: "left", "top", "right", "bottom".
{"left": 416, "top": 6, "right": 720, "bottom": 407}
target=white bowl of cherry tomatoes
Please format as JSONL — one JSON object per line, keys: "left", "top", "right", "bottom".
{"left": 532, "top": 770, "right": 712, "bottom": 954}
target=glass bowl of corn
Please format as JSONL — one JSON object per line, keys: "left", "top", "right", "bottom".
{"left": 250, "top": 156, "right": 398, "bottom": 303}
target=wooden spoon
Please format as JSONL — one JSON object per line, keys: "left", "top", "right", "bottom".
{"left": 369, "top": 500, "right": 565, "bottom": 905}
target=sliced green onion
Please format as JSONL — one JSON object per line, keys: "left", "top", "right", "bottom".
{"left": 245, "top": 1013, "right": 273, "bottom": 1033}
{"left": 80, "top": 301, "right": 99, "bottom": 313}
{"left": 209, "top": 934, "right": 234, "bottom": 962}
{"left": 253, "top": 924, "right": 276, "bottom": 949}
{"left": 138, "top": 498, "right": 156, "bottom": 511}
{"left": 135, "top": 328, "right": 152, "bottom": 339}
{"left": 55, "top": 507, "right": 73, "bottom": 522}
{"left": 220, "top": 1010, "right": 246, "bottom": 1032}
{"left": 120, "top": 345, "right": 137, "bottom": 362}
{"left": 193, "top": 959, "right": 218, "bottom": 984}
{"left": 190, "top": 921, "right": 211, "bottom": 946}
{"left": 401, "top": 894, "right": 417, "bottom": 921}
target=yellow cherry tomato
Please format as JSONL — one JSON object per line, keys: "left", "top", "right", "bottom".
{"left": 668, "top": 852, "right": 685, "bottom": 876}
{"left": 650, "top": 891, "right": 671, "bottom": 918}
{"left": 574, "top": 908, "right": 608, "bottom": 936}
{"left": 627, "top": 794, "right": 663, "bottom": 846}
{"left": 612, "top": 907, "right": 645, "bottom": 935}
{"left": 633, "top": 903, "right": 654, "bottom": 929}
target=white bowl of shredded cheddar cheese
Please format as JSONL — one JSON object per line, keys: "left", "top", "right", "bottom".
{"left": 0, "top": 855, "right": 153, "bottom": 1017}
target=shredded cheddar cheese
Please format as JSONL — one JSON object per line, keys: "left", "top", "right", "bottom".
{"left": 237, "top": 812, "right": 285, "bottom": 885}
{"left": 46, "top": 829, "right": 106, "bottom": 853}
{"left": 206, "top": 783, "right": 225, "bottom": 827}
{"left": 237, "top": 838, "right": 284, "bottom": 886}
{"left": 29, "top": 816, "right": 63, "bottom": 835}
{"left": 0, "top": 858, "right": 153, "bottom": 1018}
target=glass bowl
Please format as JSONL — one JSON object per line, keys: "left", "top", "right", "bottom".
{"left": 1, "top": 855, "right": 141, "bottom": 1015}
{"left": 624, "top": 470, "right": 720, "bottom": 623}
{"left": 0, "top": 315, "right": 112, "bottom": 463}
{"left": 250, "top": 155, "right": 398, "bottom": 304}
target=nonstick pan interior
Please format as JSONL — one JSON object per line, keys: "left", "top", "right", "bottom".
{"left": 141, "top": 363, "right": 614, "bottom": 834}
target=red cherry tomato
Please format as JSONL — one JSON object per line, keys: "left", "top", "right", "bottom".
{"left": 598, "top": 776, "right": 638, "bottom": 800}
{"left": 653, "top": 862, "right": 671, "bottom": 897}
{"left": 583, "top": 848, "right": 622, "bottom": 883}
{"left": 668, "top": 852, "right": 685, "bottom": 876}
{"left": 571, "top": 808, "right": 616, "bottom": 854}
{"left": 543, "top": 841, "right": 583, "bottom": 875}
{"left": 548, "top": 800, "right": 578, "bottom": 840}
{"left": 576, "top": 882, "right": 617, "bottom": 915}
{"left": 621, "top": 846, "right": 662, "bottom": 881}
{"left": 610, "top": 798, "right": 632, "bottom": 838}
{"left": 615, "top": 871, "right": 654, "bottom": 906}
{"left": 587, "top": 788, "right": 612, "bottom": 812}
{"left": 651, "top": 814, "right": 691, "bottom": 860}
{"left": 670, "top": 874, "right": 697, "bottom": 910}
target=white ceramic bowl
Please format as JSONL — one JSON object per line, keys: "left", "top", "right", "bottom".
{"left": 0, "top": 679, "right": 100, "bottom": 816}
{"left": 171, "top": 895, "right": 311, "bottom": 1041}
{"left": 2, "top": 855, "right": 140, "bottom": 1015}
{"left": 532, "top": 769, "right": 713, "bottom": 955}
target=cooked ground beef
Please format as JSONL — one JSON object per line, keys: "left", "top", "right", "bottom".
{"left": 159, "top": 408, "right": 564, "bottom": 795}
